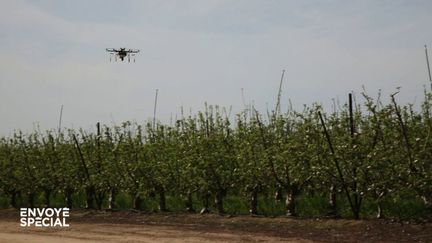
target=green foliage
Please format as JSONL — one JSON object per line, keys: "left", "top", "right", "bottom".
{"left": 0, "top": 89, "right": 431, "bottom": 219}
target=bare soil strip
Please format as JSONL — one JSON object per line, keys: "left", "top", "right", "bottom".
{"left": 0, "top": 209, "right": 431, "bottom": 242}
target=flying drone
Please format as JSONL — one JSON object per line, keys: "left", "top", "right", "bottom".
{"left": 106, "top": 48, "right": 140, "bottom": 62}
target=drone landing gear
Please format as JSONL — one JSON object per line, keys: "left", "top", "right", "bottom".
{"left": 109, "top": 53, "right": 119, "bottom": 62}
{"left": 128, "top": 54, "right": 136, "bottom": 63}
{"left": 108, "top": 52, "right": 136, "bottom": 63}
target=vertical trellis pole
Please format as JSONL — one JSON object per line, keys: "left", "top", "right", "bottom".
{"left": 153, "top": 89, "right": 159, "bottom": 130}
{"left": 425, "top": 45, "right": 432, "bottom": 90}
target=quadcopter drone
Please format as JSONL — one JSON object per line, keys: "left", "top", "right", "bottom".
{"left": 106, "top": 48, "right": 140, "bottom": 62}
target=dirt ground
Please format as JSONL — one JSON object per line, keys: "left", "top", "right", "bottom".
{"left": 0, "top": 209, "right": 431, "bottom": 242}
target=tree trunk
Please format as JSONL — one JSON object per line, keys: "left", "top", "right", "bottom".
{"left": 285, "top": 185, "right": 298, "bottom": 217}
{"left": 10, "top": 191, "right": 18, "bottom": 208}
{"left": 85, "top": 186, "right": 95, "bottom": 209}
{"left": 275, "top": 185, "right": 283, "bottom": 201}
{"left": 353, "top": 206, "right": 360, "bottom": 220}
{"left": 158, "top": 187, "right": 167, "bottom": 212}
{"left": 249, "top": 187, "right": 258, "bottom": 215}
{"left": 185, "top": 190, "right": 195, "bottom": 212}
{"left": 65, "top": 188, "right": 73, "bottom": 209}
{"left": 133, "top": 195, "right": 142, "bottom": 210}
{"left": 95, "top": 191, "right": 104, "bottom": 210}
{"left": 376, "top": 201, "right": 384, "bottom": 219}
{"left": 328, "top": 184, "right": 338, "bottom": 217}
{"left": 28, "top": 192, "right": 35, "bottom": 208}
{"left": 108, "top": 188, "right": 117, "bottom": 210}
{"left": 352, "top": 198, "right": 361, "bottom": 220}
{"left": 200, "top": 192, "right": 210, "bottom": 214}
{"left": 44, "top": 189, "right": 51, "bottom": 208}
{"left": 422, "top": 193, "right": 432, "bottom": 214}
{"left": 215, "top": 190, "right": 225, "bottom": 215}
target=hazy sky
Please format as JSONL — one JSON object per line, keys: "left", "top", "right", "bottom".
{"left": 1, "top": 0, "right": 432, "bottom": 135}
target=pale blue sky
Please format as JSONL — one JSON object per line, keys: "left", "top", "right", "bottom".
{"left": 1, "top": 0, "right": 432, "bottom": 135}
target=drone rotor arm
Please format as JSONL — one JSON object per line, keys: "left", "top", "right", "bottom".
{"left": 127, "top": 49, "right": 140, "bottom": 53}
{"left": 106, "top": 48, "right": 119, "bottom": 53}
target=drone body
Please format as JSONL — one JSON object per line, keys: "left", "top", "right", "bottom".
{"left": 106, "top": 48, "right": 140, "bottom": 62}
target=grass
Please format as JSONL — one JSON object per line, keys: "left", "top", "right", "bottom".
{"left": 0, "top": 191, "right": 427, "bottom": 220}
